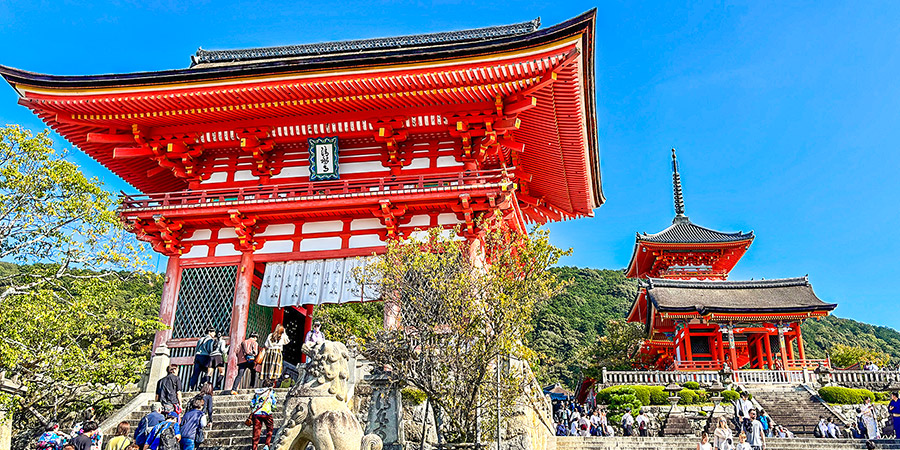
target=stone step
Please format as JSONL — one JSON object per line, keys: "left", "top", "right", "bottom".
{"left": 556, "top": 436, "right": 900, "bottom": 450}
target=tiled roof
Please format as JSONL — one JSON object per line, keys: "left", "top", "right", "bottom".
{"left": 643, "top": 277, "right": 836, "bottom": 314}
{"left": 637, "top": 218, "right": 754, "bottom": 244}
{"left": 191, "top": 18, "right": 541, "bottom": 67}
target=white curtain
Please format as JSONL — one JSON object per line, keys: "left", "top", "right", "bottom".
{"left": 256, "top": 256, "right": 379, "bottom": 307}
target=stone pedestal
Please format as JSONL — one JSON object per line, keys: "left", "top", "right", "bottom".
{"left": 144, "top": 344, "right": 171, "bottom": 394}
{"left": 366, "top": 373, "right": 403, "bottom": 450}
{"left": 661, "top": 413, "right": 693, "bottom": 436}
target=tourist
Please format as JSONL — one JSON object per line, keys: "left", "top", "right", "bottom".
{"left": 734, "top": 433, "right": 751, "bottom": 450}
{"left": 189, "top": 328, "right": 217, "bottom": 390}
{"left": 635, "top": 410, "right": 649, "bottom": 436}
{"left": 861, "top": 396, "right": 880, "bottom": 439}
{"left": 198, "top": 382, "right": 214, "bottom": 428}
{"left": 37, "top": 423, "right": 68, "bottom": 450}
{"left": 697, "top": 432, "right": 712, "bottom": 450}
{"left": 854, "top": 408, "right": 867, "bottom": 439}
{"left": 745, "top": 410, "right": 765, "bottom": 450}
{"left": 569, "top": 417, "right": 578, "bottom": 436}
{"left": 757, "top": 409, "right": 771, "bottom": 437}
{"left": 577, "top": 413, "right": 591, "bottom": 436}
{"left": 621, "top": 408, "right": 634, "bottom": 436}
{"left": 714, "top": 417, "right": 733, "bottom": 449}
{"left": 146, "top": 412, "right": 180, "bottom": 450}
{"left": 262, "top": 325, "right": 290, "bottom": 385}
{"left": 206, "top": 330, "right": 228, "bottom": 390}
{"left": 135, "top": 403, "right": 165, "bottom": 450}
{"left": 156, "top": 364, "right": 183, "bottom": 415}
{"left": 555, "top": 421, "right": 567, "bottom": 436}
{"left": 71, "top": 421, "right": 98, "bottom": 450}
{"left": 735, "top": 391, "right": 753, "bottom": 433}
{"left": 231, "top": 332, "right": 260, "bottom": 394}
{"left": 179, "top": 397, "right": 207, "bottom": 450}
{"left": 815, "top": 416, "right": 827, "bottom": 438}
{"left": 889, "top": 392, "right": 900, "bottom": 438}
{"left": 827, "top": 417, "right": 841, "bottom": 438}
{"left": 105, "top": 422, "right": 131, "bottom": 450}
{"left": 304, "top": 320, "right": 325, "bottom": 346}
{"left": 249, "top": 382, "right": 277, "bottom": 450}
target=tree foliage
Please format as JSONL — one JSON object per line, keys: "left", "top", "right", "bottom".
{"left": 0, "top": 126, "right": 160, "bottom": 442}
{"left": 827, "top": 343, "right": 891, "bottom": 369}
{"left": 313, "top": 301, "right": 384, "bottom": 343}
{"left": 577, "top": 320, "right": 646, "bottom": 374}
{"left": 360, "top": 219, "right": 569, "bottom": 443}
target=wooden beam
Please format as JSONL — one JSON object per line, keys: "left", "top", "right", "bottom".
{"left": 87, "top": 132, "right": 135, "bottom": 145}
{"left": 503, "top": 96, "right": 537, "bottom": 115}
{"left": 113, "top": 146, "right": 155, "bottom": 159}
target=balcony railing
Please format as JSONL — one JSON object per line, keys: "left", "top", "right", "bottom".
{"left": 120, "top": 169, "right": 512, "bottom": 211}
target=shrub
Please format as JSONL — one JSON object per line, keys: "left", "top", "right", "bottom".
{"left": 818, "top": 386, "right": 875, "bottom": 404}
{"left": 649, "top": 386, "right": 668, "bottom": 405}
{"left": 682, "top": 381, "right": 700, "bottom": 390}
{"left": 401, "top": 387, "right": 427, "bottom": 405}
{"left": 722, "top": 390, "right": 740, "bottom": 403}
{"left": 696, "top": 389, "right": 709, "bottom": 403}
{"left": 678, "top": 389, "right": 699, "bottom": 405}
{"left": 875, "top": 392, "right": 890, "bottom": 402}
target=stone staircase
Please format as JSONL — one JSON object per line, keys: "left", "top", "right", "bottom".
{"left": 752, "top": 385, "right": 844, "bottom": 436}
{"left": 557, "top": 436, "right": 900, "bottom": 450}
{"left": 109, "top": 389, "right": 289, "bottom": 450}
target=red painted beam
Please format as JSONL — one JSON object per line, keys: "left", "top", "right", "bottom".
{"left": 87, "top": 132, "right": 136, "bottom": 144}
{"left": 114, "top": 146, "right": 155, "bottom": 159}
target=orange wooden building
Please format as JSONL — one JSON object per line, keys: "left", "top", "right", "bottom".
{"left": 625, "top": 151, "right": 835, "bottom": 371}
{"left": 1, "top": 11, "right": 603, "bottom": 388}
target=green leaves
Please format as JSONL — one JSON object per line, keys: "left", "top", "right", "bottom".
{"left": 0, "top": 125, "right": 160, "bottom": 437}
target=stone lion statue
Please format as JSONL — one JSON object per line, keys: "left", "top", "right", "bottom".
{"left": 273, "top": 340, "right": 382, "bottom": 450}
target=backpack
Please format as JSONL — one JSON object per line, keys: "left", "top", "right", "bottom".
{"left": 158, "top": 424, "right": 178, "bottom": 450}
{"left": 813, "top": 424, "right": 823, "bottom": 438}
{"left": 639, "top": 419, "right": 647, "bottom": 431}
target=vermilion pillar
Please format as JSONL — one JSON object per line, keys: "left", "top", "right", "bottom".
{"left": 271, "top": 308, "right": 284, "bottom": 331}
{"left": 225, "top": 251, "right": 255, "bottom": 390}
{"left": 683, "top": 326, "right": 693, "bottom": 362}
{"left": 153, "top": 255, "right": 182, "bottom": 353}
{"left": 763, "top": 331, "right": 774, "bottom": 369}
{"left": 727, "top": 325, "right": 738, "bottom": 369}
{"left": 794, "top": 323, "right": 806, "bottom": 361}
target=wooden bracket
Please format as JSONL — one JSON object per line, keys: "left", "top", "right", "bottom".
{"left": 227, "top": 210, "right": 263, "bottom": 252}
{"left": 373, "top": 199, "right": 408, "bottom": 239}
{"left": 128, "top": 216, "right": 193, "bottom": 256}
{"left": 372, "top": 118, "right": 409, "bottom": 172}
{"left": 238, "top": 127, "right": 279, "bottom": 178}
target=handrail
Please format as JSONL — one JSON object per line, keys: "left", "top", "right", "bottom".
{"left": 119, "top": 169, "right": 512, "bottom": 211}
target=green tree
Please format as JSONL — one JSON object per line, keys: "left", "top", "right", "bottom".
{"left": 313, "top": 301, "right": 383, "bottom": 343}
{"left": 578, "top": 320, "right": 646, "bottom": 374}
{"left": 828, "top": 343, "right": 890, "bottom": 369}
{"left": 0, "top": 126, "right": 160, "bottom": 442}
{"left": 360, "top": 218, "right": 569, "bottom": 443}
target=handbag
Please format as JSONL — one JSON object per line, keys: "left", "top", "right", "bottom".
{"left": 255, "top": 347, "right": 267, "bottom": 365}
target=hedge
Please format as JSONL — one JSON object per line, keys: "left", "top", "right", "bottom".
{"left": 597, "top": 385, "right": 669, "bottom": 406}
{"left": 722, "top": 390, "right": 740, "bottom": 403}
{"left": 682, "top": 381, "right": 700, "bottom": 390}
{"left": 818, "top": 386, "right": 875, "bottom": 404}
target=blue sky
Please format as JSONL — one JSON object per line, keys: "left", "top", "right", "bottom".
{"left": 0, "top": 1, "right": 897, "bottom": 328}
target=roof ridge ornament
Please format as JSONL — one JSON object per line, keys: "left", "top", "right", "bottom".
{"left": 671, "top": 148, "right": 688, "bottom": 224}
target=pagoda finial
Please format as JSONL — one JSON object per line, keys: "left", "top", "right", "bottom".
{"left": 671, "top": 148, "right": 688, "bottom": 223}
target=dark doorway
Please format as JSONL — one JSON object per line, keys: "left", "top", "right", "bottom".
{"left": 282, "top": 306, "right": 310, "bottom": 365}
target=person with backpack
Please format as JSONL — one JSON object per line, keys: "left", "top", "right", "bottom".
{"left": 104, "top": 423, "right": 131, "bottom": 450}
{"left": 249, "top": 383, "right": 277, "bottom": 450}
{"left": 156, "top": 365, "right": 183, "bottom": 415}
{"left": 621, "top": 407, "right": 634, "bottom": 436}
{"left": 207, "top": 331, "right": 228, "bottom": 390}
{"left": 135, "top": 403, "right": 165, "bottom": 450}
{"left": 194, "top": 383, "right": 214, "bottom": 430}
{"left": 231, "top": 332, "right": 260, "bottom": 394}
{"left": 146, "top": 413, "right": 180, "bottom": 450}
{"left": 179, "top": 398, "right": 207, "bottom": 450}
{"left": 189, "top": 328, "right": 217, "bottom": 390}
{"left": 757, "top": 410, "right": 770, "bottom": 438}
{"left": 36, "top": 423, "right": 68, "bottom": 450}
{"left": 636, "top": 411, "right": 649, "bottom": 437}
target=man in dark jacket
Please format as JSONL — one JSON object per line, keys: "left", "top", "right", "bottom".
{"left": 179, "top": 398, "right": 207, "bottom": 450}
{"left": 156, "top": 364, "right": 183, "bottom": 414}
{"left": 70, "top": 421, "right": 97, "bottom": 450}
{"left": 189, "top": 328, "right": 216, "bottom": 390}
{"left": 135, "top": 403, "right": 165, "bottom": 450}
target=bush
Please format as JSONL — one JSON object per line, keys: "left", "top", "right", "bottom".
{"left": 682, "top": 381, "right": 700, "bottom": 390}
{"left": 401, "top": 387, "right": 427, "bottom": 405}
{"left": 598, "top": 385, "right": 669, "bottom": 406}
{"left": 875, "top": 392, "right": 890, "bottom": 402}
{"left": 818, "top": 386, "right": 875, "bottom": 404}
{"left": 722, "top": 390, "right": 740, "bottom": 403}
{"left": 649, "top": 386, "right": 668, "bottom": 405}
{"left": 678, "top": 388, "right": 700, "bottom": 405}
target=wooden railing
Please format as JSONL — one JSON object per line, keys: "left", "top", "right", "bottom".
{"left": 674, "top": 361, "right": 725, "bottom": 371}
{"left": 120, "top": 170, "right": 512, "bottom": 211}
{"left": 785, "top": 359, "right": 830, "bottom": 370}
{"left": 733, "top": 370, "right": 806, "bottom": 384}
{"left": 600, "top": 370, "right": 725, "bottom": 386}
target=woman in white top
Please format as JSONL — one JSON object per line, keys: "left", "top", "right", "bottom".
{"left": 860, "top": 397, "right": 880, "bottom": 439}
{"left": 713, "top": 417, "right": 733, "bottom": 449}
{"left": 697, "top": 432, "right": 712, "bottom": 450}
{"left": 261, "top": 324, "right": 290, "bottom": 383}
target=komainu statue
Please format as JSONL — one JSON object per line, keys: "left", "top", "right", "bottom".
{"left": 273, "top": 340, "right": 382, "bottom": 450}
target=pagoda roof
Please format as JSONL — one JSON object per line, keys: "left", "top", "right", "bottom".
{"left": 636, "top": 217, "right": 754, "bottom": 244}
{"left": 643, "top": 277, "right": 836, "bottom": 315}
{"left": 191, "top": 19, "right": 542, "bottom": 67}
